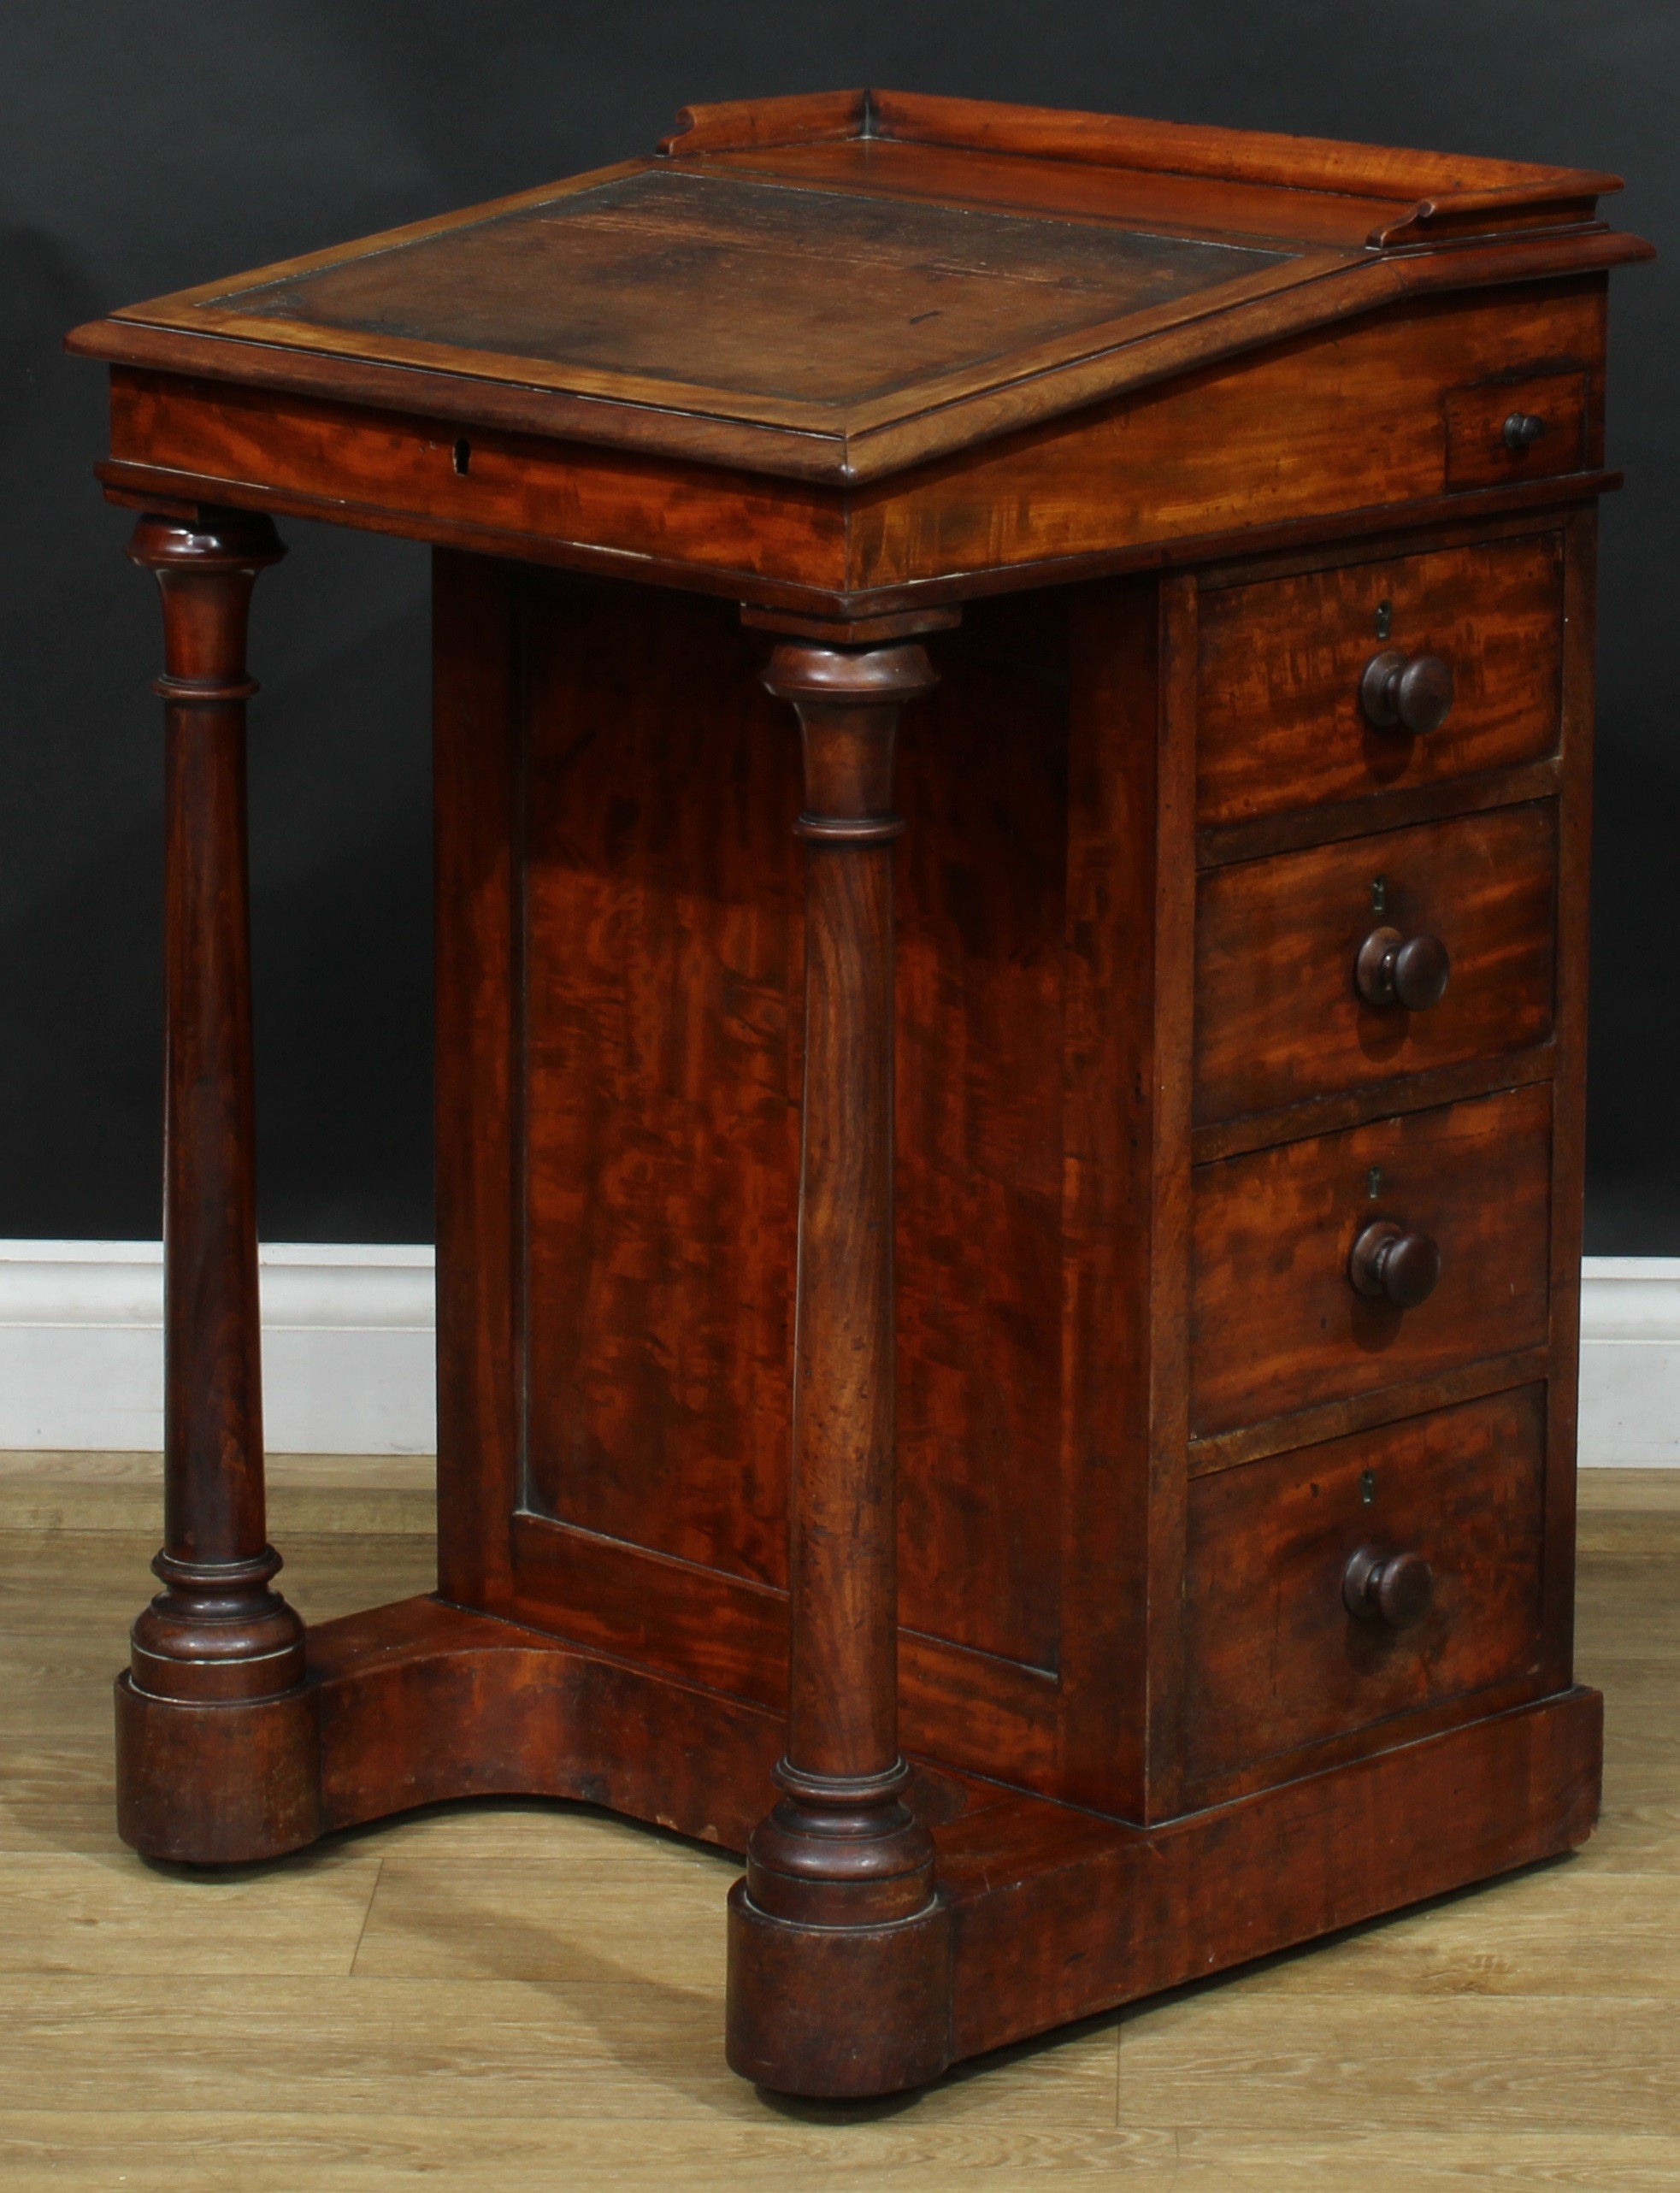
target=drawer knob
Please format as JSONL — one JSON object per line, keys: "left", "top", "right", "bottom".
{"left": 1359, "top": 649, "right": 1454, "bottom": 736}
{"left": 1354, "top": 925, "right": 1451, "bottom": 1011}
{"left": 1503, "top": 410, "right": 1547, "bottom": 453}
{"left": 1349, "top": 1219, "right": 1441, "bottom": 1308}
{"left": 1343, "top": 1545, "right": 1435, "bottom": 1630}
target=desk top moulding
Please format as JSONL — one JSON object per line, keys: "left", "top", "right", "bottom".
{"left": 69, "top": 91, "right": 1649, "bottom": 2102}
{"left": 68, "top": 88, "right": 1650, "bottom": 632}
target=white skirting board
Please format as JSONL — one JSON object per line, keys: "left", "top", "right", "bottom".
{"left": 0, "top": 1241, "right": 437, "bottom": 1454}
{"left": 0, "top": 1241, "right": 1674, "bottom": 1461}
{"left": 1576, "top": 1258, "right": 1680, "bottom": 1466}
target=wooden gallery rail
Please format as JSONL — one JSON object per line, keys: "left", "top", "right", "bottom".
{"left": 68, "top": 91, "right": 1651, "bottom": 2097}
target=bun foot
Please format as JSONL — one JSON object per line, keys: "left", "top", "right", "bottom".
{"left": 725, "top": 1878, "right": 953, "bottom": 2098}
{"left": 115, "top": 1671, "right": 321, "bottom": 1864}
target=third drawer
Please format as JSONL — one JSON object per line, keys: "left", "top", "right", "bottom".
{"left": 1190, "top": 1080, "right": 1553, "bottom": 1439}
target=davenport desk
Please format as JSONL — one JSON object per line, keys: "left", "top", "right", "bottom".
{"left": 68, "top": 91, "right": 1652, "bottom": 2097}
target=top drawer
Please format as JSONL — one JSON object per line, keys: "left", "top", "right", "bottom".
{"left": 1197, "top": 533, "right": 1564, "bottom": 828}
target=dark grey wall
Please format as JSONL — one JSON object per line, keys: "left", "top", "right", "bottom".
{"left": 5, "top": 3, "right": 1675, "bottom": 1245}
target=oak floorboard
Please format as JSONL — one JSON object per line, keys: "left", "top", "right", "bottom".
{"left": 1168, "top": 2130, "right": 1680, "bottom": 2190}
{"left": 0, "top": 1846, "right": 382, "bottom": 1976}
{"left": 0, "top": 1451, "right": 436, "bottom": 1536}
{"left": 1577, "top": 1467, "right": 1680, "bottom": 1556}
{"left": 1597, "top": 1669, "right": 1680, "bottom": 1770}
{"left": 1199, "top": 1862, "right": 1680, "bottom": 1996}
{"left": 0, "top": 1977, "right": 1119, "bottom": 2125}
{"left": 0, "top": 1456, "right": 1674, "bottom": 2183}
{"left": 1115, "top": 1990, "right": 1680, "bottom": 2134}
{"left": 0, "top": 2112, "right": 1174, "bottom": 2191}
{"left": 350, "top": 1808, "right": 738, "bottom": 1988}
{"left": 0, "top": 1739, "right": 122, "bottom": 1856}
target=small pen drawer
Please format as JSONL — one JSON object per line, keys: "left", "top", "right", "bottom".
{"left": 1194, "top": 801, "right": 1558, "bottom": 1125}
{"left": 1444, "top": 369, "right": 1590, "bottom": 492}
{"left": 1190, "top": 1082, "right": 1552, "bottom": 1438}
{"left": 1183, "top": 1385, "right": 1547, "bottom": 1790}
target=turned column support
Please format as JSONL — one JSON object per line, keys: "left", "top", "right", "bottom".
{"left": 114, "top": 508, "right": 321, "bottom": 1864}
{"left": 727, "top": 635, "right": 953, "bottom": 2097}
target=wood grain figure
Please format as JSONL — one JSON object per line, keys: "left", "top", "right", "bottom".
{"left": 67, "top": 89, "right": 1652, "bottom": 2097}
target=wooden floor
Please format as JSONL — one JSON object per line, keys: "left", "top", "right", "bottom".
{"left": 2, "top": 1454, "right": 1677, "bottom": 2190}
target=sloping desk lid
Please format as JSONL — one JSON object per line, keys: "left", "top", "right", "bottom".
{"left": 68, "top": 89, "right": 1651, "bottom": 486}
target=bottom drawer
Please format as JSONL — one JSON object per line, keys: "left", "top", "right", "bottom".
{"left": 1184, "top": 1385, "right": 1546, "bottom": 1791}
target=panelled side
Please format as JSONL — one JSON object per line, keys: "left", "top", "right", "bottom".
{"left": 499, "top": 575, "right": 1122, "bottom": 1794}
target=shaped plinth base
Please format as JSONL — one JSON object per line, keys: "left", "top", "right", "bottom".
{"left": 111, "top": 1595, "right": 1603, "bottom": 2096}
{"left": 115, "top": 1672, "right": 321, "bottom": 1864}
{"left": 726, "top": 1880, "right": 954, "bottom": 2096}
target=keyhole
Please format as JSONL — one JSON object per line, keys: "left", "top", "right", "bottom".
{"left": 453, "top": 438, "right": 472, "bottom": 475}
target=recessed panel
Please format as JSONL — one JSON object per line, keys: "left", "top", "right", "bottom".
{"left": 516, "top": 581, "right": 1070, "bottom": 1673}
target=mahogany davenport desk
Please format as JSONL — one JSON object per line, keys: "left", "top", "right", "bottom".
{"left": 68, "top": 91, "right": 1652, "bottom": 2098}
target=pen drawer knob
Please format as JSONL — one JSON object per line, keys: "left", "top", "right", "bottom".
{"left": 1503, "top": 410, "right": 1547, "bottom": 453}
{"left": 1349, "top": 1219, "right": 1441, "bottom": 1308}
{"left": 1354, "top": 925, "right": 1451, "bottom": 1011}
{"left": 1359, "top": 649, "right": 1454, "bottom": 736}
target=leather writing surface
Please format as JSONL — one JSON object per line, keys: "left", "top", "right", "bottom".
{"left": 212, "top": 168, "right": 1293, "bottom": 405}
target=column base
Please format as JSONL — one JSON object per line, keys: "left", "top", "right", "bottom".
{"left": 115, "top": 1671, "right": 321, "bottom": 1864}
{"left": 725, "top": 1878, "right": 954, "bottom": 2097}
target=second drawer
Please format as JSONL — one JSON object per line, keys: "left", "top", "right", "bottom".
{"left": 1191, "top": 1081, "right": 1552, "bottom": 1438}
{"left": 1194, "top": 800, "right": 1558, "bottom": 1124}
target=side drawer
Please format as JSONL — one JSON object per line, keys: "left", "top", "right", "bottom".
{"left": 1191, "top": 1082, "right": 1552, "bottom": 1438}
{"left": 1194, "top": 801, "right": 1558, "bottom": 1125}
{"left": 1184, "top": 1386, "right": 1547, "bottom": 1791}
{"left": 1444, "top": 368, "right": 1589, "bottom": 493}
{"left": 1197, "top": 531, "right": 1563, "bottom": 828}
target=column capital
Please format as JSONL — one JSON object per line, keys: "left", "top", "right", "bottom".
{"left": 762, "top": 638, "right": 940, "bottom": 713}
{"left": 767, "top": 639, "right": 940, "bottom": 836}
{"left": 125, "top": 507, "right": 287, "bottom": 575}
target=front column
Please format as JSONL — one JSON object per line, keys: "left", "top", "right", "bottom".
{"left": 114, "top": 509, "right": 321, "bottom": 1863}
{"left": 727, "top": 640, "right": 952, "bottom": 2097}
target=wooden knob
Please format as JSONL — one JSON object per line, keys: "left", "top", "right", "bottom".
{"left": 1349, "top": 1219, "right": 1441, "bottom": 1308}
{"left": 1343, "top": 1545, "right": 1435, "bottom": 1630}
{"left": 1503, "top": 410, "right": 1547, "bottom": 453}
{"left": 1354, "top": 926, "right": 1451, "bottom": 1011}
{"left": 1359, "top": 650, "right": 1454, "bottom": 735}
